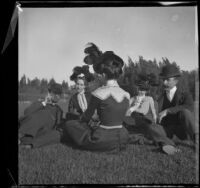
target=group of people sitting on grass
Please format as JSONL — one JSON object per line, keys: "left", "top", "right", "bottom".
{"left": 18, "top": 43, "right": 198, "bottom": 155}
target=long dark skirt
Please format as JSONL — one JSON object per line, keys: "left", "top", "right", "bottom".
{"left": 63, "top": 120, "right": 129, "bottom": 152}
{"left": 124, "top": 112, "right": 175, "bottom": 146}
{"left": 19, "top": 110, "right": 55, "bottom": 137}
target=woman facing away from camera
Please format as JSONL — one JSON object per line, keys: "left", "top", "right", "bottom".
{"left": 65, "top": 65, "right": 94, "bottom": 121}
{"left": 19, "top": 43, "right": 130, "bottom": 151}
{"left": 62, "top": 43, "right": 131, "bottom": 152}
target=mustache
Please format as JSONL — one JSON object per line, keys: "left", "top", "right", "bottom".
{"left": 163, "top": 85, "right": 170, "bottom": 90}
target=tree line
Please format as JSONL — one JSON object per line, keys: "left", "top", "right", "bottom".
{"left": 19, "top": 56, "right": 198, "bottom": 101}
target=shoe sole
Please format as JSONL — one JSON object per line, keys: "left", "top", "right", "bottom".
{"left": 162, "top": 145, "right": 181, "bottom": 155}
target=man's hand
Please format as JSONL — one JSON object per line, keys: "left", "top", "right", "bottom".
{"left": 158, "top": 109, "right": 168, "bottom": 123}
{"left": 153, "top": 115, "right": 157, "bottom": 124}
{"left": 126, "top": 109, "right": 133, "bottom": 116}
{"left": 73, "top": 109, "right": 81, "bottom": 115}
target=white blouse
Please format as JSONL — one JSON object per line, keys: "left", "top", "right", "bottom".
{"left": 129, "top": 96, "right": 157, "bottom": 117}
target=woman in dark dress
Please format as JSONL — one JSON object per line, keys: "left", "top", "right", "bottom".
{"left": 19, "top": 43, "right": 130, "bottom": 150}
{"left": 62, "top": 43, "right": 131, "bottom": 152}
{"left": 66, "top": 65, "right": 94, "bottom": 121}
{"left": 18, "top": 83, "right": 63, "bottom": 148}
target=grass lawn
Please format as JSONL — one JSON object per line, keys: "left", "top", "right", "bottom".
{"left": 18, "top": 101, "right": 199, "bottom": 185}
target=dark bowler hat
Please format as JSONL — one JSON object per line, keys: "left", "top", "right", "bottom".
{"left": 48, "top": 83, "right": 62, "bottom": 95}
{"left": 159, "top": 64, "right": 181, "bottom": 79}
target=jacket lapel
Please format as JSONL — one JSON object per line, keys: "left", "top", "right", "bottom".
{"left": 85, "top": 92, "right": 91, "bottom": 103}
{"left": 158, "top": 92, "right": 164, "bottom": 112}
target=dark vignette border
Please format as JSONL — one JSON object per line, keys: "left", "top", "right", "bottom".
{"left": 1, "top": 0, "right": 198, "bottom": 187}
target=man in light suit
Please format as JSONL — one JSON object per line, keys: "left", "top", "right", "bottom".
{"left": 157, "top": 64, "right": 198, "bottom": 152}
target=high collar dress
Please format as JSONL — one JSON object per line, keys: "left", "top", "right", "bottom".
{"left": 63, "top": 82, "right": 131, "bottom": 152}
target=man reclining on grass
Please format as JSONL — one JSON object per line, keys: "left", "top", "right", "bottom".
{"left": 18, "top": 83, "right": 64, "bottom": 149}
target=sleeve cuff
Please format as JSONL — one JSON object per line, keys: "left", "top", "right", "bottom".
{"left": 42, "top": 101, "right": 46, "bottom": 106}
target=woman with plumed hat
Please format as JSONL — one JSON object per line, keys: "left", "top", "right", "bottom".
{"left": 125, "top": 73, "right": 158, "bottom": 123}
{"left": 66, "top": 65, "right": 95, "bottom": 121}
{"left": 62, "top": 43, "right": 131, "bottom": 152}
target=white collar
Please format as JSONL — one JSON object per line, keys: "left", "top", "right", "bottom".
{"left": 106, "top": 80, "right": 119, "bottom": 87}
{"left": 78, "top": 90, "right": 85, "bottom": 95}
{"left": 168, "top": 86, "right": 177, "bottom": 94}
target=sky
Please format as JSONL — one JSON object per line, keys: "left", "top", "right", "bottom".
{"left": 19, "top": 6, "right": 198, "bottom": 85}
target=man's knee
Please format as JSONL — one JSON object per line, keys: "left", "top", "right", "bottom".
{"left": 177, "top": 109, "right": 193, "bottom": 120}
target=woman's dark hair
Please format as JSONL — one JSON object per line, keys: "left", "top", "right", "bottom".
{"left": 84, "top": 43, "right": 124, "bottom": 79}
{"left": 70, "top": 65, "right": 94, "bottom": 83}
{"left": 98, "top": 51, "right": 124, "bottom": 79}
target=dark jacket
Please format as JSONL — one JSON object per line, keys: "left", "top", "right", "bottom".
{"left": 19, "top": 101, "right": 63, "bottom": 137}
{"left": 66, "top": 91, "right": 91, "bottom": 120}
{"left": 157, "top": 86, "right": 194, "bottom": 114}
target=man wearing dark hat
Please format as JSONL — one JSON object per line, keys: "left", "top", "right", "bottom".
{"left": 18, "top": 83, "right": 64, "bottom": 148}
{"left": 158, "top": 64, "right": 197, "bottom": 149}
{"left": 124, "top": 73, "right": 181, "bottom": 155}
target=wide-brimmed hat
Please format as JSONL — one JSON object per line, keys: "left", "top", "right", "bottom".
{"left": 70, "top": 65, "right": 94, "bottom": 82}
{"left": 136, "top": 72, "right": 159, "bottom": 91}
{"left": 159, "top": 64, "right": 181, "bottom": 79}
{"left": 48, "top": 83, "right": 62, "bottom": 95}
{"left": 136, "top": 81, "right": 150, "bottom": 91}
{"left": 84, "top": 43, "right": 124, "bottom": 74}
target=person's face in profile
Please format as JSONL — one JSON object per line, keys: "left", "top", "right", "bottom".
{"left": 162, "top": 77, "right": 178, "bottom": 90}
{"left": 48, "top": 92, "right": 61, "bottom": 103}
{"left": 76, "top": 78, "right": 85, "bottom": 93}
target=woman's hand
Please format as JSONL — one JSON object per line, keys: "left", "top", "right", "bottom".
{"left": 44, "top": 95, "right": 52, "bottom": 105}
{"left": 153, "top": 115, "right": 157, "bottom": 124}
{"left": 125, "top": 109, "right": 133, "bottom": 116}
{"left": 158, "top": 109, "right": 168, "bottom": 123}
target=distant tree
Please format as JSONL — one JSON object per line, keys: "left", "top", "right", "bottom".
{"left": 62, "top": 80, "right": 69, "bottom": 93}
{"left": 49, "top": 78, "right": 56, "bottom": 86}
{"left": 187, "top": 69, "right": 199, "bottom": 100}
{"left": 30, "top": 77, "right": 40, "bottom": 90}
{"left": 27, "top": 78, "right": 31, "bottom": 87}
{"left": 19, "top": 74, "right": 27, "bottom": 92}
{"left": 40, "top": 78, "right": 48, "bottom": 93}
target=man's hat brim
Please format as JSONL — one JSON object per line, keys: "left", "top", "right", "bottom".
{"left": 159, "top": 72, "right": 181, "bottom": 79}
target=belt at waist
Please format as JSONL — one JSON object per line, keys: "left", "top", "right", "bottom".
{"left": 99, "top": 125, "right": 123, "bottom": 129}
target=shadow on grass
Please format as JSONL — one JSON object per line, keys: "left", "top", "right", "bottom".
{"left": 175, "top": 141, "right": 195, "bottom": 150}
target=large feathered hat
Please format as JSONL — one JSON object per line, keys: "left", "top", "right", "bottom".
{"left": 136, "top": 72, "right": 159, "bottom": 90}
{"left": 83, "top": 43, "right": 124, "bottom": 74}
{"left": 70, "top": 65, "right": 94, "bottom": 82}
